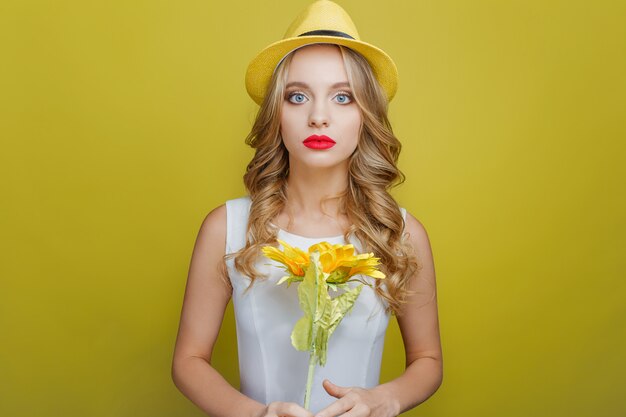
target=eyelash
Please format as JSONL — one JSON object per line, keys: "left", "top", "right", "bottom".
{"left": 285, "top": 90, "right": 353, "bottom": 104}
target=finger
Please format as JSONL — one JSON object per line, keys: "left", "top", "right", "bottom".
{"left": 322, "top": 379, "right": 349, "bottom": 398}
{"left": 335, "top": 403, "right": 370, "bottom": 417}
{"left": 322, "top": 379, "right": 348, "bottom": 398}
{"left": 314, "top": 398, "right": 353, "bottom": 417}
{"left": 277, "top": 402, "right": 314, "bottom": 417}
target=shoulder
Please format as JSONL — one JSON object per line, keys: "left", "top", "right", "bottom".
{"left": 403, "top": 210, "right": 434, "bottom": 261}
{"left": 201, "top": 203, "right": 227, "bottom": 232}
{"left": 200, "top": 195, "right": 250, "bottom": 234}
{"left": 196, "top": 195, "right": 252, "bottom": 251}
{"left": 195, "top": 204, "right": 228, "bottom": 255}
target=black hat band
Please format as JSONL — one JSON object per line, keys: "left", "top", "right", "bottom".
{"left": 298, "top": 29, "right": 355, "bottom": 39}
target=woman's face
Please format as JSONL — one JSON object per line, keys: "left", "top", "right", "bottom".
{"left": 280, "top": 44, "right": 362, "bottom": 172}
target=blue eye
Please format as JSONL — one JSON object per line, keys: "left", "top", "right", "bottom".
{"left": 287, "top": 92, "right": 308, "bottom": 104}
{"left": 334, "top": 92, "right": 353, "bottom": 104}
{"left": 285, "top": 91, "right": 353, "bottom": 104}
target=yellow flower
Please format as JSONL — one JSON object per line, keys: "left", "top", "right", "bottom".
{"left": 261, "top": 239, "right": 310, "bottom": 276}
{"left": 262, "top": 240, "right": 386, "bottom": 283}
{"left": 309, "top": 242, "right": 386, "bottom": 283}
{"left": 348, "top": 255, "right": 386, "bottom": 280}
{"left": 309, "top": 242, "right": 354, "bottom": 273}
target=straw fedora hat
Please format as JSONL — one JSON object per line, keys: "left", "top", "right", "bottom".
{"left": 245, "top": 0, "right": 398, "bottom": 106}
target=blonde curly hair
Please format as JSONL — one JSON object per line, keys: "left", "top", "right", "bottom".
{"left": 226, "top": 44, "right": 423, "bottom": 317}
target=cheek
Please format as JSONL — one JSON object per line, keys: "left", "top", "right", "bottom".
{"left": 279, "top": 113, "right": 299, "bottom": 150}
{"left": 346, "top": 106, "right": 362, "bottom": 126}
{"left": 280, "top": 106, "right": 300, "bottom": 133}
{"left": 279, "top": 115, "right": 292, "bottom": 138}
{"left": 348, "top": 110, "right": 362, "bottom": 138}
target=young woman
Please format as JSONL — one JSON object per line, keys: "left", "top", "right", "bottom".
{"left": 172, "top": 2, "right": 442, "bottom": 417}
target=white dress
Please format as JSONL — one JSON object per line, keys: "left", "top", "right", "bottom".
{"left": 224, "top": 195, "right": 406, "bottom": 414}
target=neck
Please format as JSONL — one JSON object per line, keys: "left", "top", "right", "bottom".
{"left": 284, "top": 161, "right": 349, "bottom": 218}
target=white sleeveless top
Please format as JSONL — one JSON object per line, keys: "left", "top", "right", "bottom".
{"left": 224, "top": 196, "right": 406, "bottom": 414}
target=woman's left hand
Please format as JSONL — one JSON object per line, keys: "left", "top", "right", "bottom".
{"left": 314, "top": 379, "right": 397, "bottom": 417}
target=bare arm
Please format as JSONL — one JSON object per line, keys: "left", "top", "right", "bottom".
{"left": 370, "top": 212, "right": 444, "bottom": 415}
{"left": 171, "top": 204, "right": 265, "bottom": 417}
{"left": 171, "top": 204, "right": 314, "bottom": 417}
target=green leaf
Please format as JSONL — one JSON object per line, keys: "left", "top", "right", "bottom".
{"left": 276, "top": 275, "right": 291, "bottom": 285}
{"left": 314, "top": 289, "right": 334, "bottom": 366}
{"left": 297, "top": 254, "right": 318, "bottom": 320}
{"left": 326, "top": 268, "right": 350, "bottom": 283}
{"left": 315, "top": 325, "right": 330, "bottom": 366}
{"left": 293, "top": 252, "right": 324, "bottom": 357}
{"left": 314, "top": 265, "right": 329, "bottom": 323}
{"left": 276, "top": 274, "right": 304, "bottom": 287}
{"left": 290, "top": 252, "right": 363, "bottom": 368}
{"left": 328, "top": 284, "right": 363, "bottom": 338}
{"left": 291, "top": 315, "right": 312, "bottom": 351}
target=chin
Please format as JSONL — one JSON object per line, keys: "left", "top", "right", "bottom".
{"left": 291, "top": 156, "right": 350, "bottom": 171}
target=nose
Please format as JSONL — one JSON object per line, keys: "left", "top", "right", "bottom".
{"left": 308, "top": 101, "right": 329, "bottom": 128}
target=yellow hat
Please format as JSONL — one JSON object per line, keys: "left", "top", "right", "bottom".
{"left": 245, "top": 0, "right": 398, "bottom": 106}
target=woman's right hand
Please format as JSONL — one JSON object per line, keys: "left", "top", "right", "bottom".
{"left": 256, "top": 401, "right": 315, "bottom": 417}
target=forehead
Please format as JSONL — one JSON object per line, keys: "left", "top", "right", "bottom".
{"left": 287, "top": 44, "right": 349, "bottom": 84}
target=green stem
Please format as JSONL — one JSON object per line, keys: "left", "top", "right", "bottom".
{"left": 303, "top": 347, "right": 316, "bottom": 410}
{"left": 304, "top": 255, "right": 320, "bottom": 410}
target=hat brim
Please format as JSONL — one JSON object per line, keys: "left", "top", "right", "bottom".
{"left": 245, "top": 35, "right": 398, "bottom": 106}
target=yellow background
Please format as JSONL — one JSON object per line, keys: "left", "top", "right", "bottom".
{"left": 1, "top": 0, "right": 624, "bottom": 416}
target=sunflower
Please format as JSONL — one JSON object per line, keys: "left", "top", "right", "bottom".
{"left": 261, "top": 239, "right": 310, "bottom": 277}
{"left": 262, "top": 240, "right": 385, "bottom": 286}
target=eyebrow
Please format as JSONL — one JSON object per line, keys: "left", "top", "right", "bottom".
{"left": 285, "top": 81, "right": 351, "bottom": 89}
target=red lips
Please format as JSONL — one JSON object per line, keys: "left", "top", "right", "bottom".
{"left": 303, "top": 135, "right": 336, "bottom": 150}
